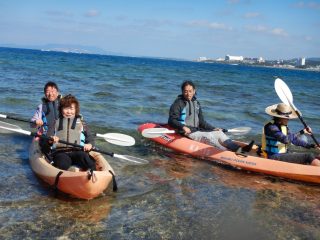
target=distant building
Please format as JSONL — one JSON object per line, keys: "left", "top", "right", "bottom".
{"left": 256, "top": 57, "right": 265, "bottom": 63}
{"left": 297, "top": 57, "right": 306, "bottom": 66}
{"left": 196, "top": 57, "right": 210, "bottom": 62}
{"left": 244, "top": 57, "right": 265, "bottom": 64}
{"left": 215, "top": 57, "right": 224, "bottom": 62}
{"left": 225, "top": 55, "right": 244, "bottom": 61}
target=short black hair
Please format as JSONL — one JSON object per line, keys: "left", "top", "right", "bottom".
{"left": 44, "top": 81, "right": 59, "bottom": 93}
{"left": 181, "top": 80, "right": 196, "bottom": 92}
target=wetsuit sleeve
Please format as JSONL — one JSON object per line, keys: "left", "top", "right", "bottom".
{"left": 266, "top": 124, "right": 312, "bottom": 148}
{"left": 83, "top": 122, "right": 95, "bottom": 145}
{"left": 198, "top": 103, "right": 215, "bottom": 130}
{"left": 289, "top": 130, "right": 314, "bottom": 148}
{"left": 30, "top": 104, "right": 43, "bottom": 128}
{"left": 168, "top": 99, "right": 185, "bottom": 130}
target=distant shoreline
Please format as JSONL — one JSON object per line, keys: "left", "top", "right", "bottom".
{"left": 193, "top": 60, "right": 320, "bottom": 72}
{"left": 1, "top": 46, "right": 319, "bottom": 72}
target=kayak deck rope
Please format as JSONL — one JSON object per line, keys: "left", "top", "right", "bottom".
{"left": 87, "top": 169, "right": 97, "bottom": 182}
{"left": 53, "top": 171, "right": 64, "bottom": 195}
{"left": 109, "top": 170, "right": 118, "bottom": 192}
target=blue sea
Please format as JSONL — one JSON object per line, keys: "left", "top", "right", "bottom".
{"left": 0, "top": 47, "right": 320, "bottom": 239}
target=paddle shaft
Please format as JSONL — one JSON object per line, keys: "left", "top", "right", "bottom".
{"left": 294, "top": 110, "right": 320, "bottom": 146}
{"left": 0, "top": 114, "right": 32, "bottom": 123}
{"left": 38, "top": 134, "right": 115, "bottom": 157}
{"left": 2, "top": 127, "right": 116, "bottom": 157}
{"left": 0, "top": 114, "right": 135, "bottom": 146}
{"left": 281, "top": 89, "right": 320, "bottom": 146}
{"left": 0, "top": 123, "right": 149, "bottom": 164}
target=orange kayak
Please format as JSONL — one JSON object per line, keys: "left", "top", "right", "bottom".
{"left": 138, "top": 123, "right": 320, "bottom": 184}
{"left": 29, "top": 139, "right": 116, "bottom": 200}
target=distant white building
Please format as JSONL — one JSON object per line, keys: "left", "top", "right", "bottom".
{"left": 297, "top": 57, "right": 306, "bottom": 66}
{"left": 196, "top": 57, "right": 210, "bottom": 62}
{"left": 215, "top": 57, "right": 225, "bottom": 62}
{"left": 256, "top": 57, "right": 265, "bottom": 63}
{"left": 225, "top": 55, "right": 244, "bottom": 61}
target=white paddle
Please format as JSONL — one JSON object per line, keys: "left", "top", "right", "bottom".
{"left": 96, "top": 133, "right": 135, "bottom": 146}
{"left": 0, "top": 115, "right": 136, "bottom": 146}
{"left": 223, "top": 127, "right": 251, "bottom": 135}
{"left": 142, "top": 126, "right": 251, "bottom": 138}
{"left": 0, "top": 121, "right": 23, "bottom": 133}
{"left": 0, "top": 121, "right": 148, "bottom": 164}
{"left": 0, "top": 113, "right": 32, "bottom": 123}
{"left": 141, "top": 128, "right": 175, "bottom": 138}
{"left": 274, "top": 78, "right": 319, "bottom": 146}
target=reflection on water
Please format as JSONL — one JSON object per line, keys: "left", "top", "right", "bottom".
{"left": 1, "top": 134, "right": 320, "bottom": 239}
{"left": 1, "top": 196, "right": 114, "bottom": 239}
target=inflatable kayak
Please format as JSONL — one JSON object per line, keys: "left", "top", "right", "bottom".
{"left": 29, "top": 139, "right": 116, "bottom": 200}
{"left": 138, "top": 123, "right": 320, "bottom": 184}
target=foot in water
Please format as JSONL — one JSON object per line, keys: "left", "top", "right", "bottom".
{"left": 237, "top": 140, "right": 254, "bottom": 153}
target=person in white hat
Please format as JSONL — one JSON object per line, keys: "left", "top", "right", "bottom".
{"left": 261, "top": 103, "right": 320, "bottom": 166}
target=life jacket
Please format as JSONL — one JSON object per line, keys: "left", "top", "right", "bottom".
{"left": 40, "top": 95, "right": 61, "bottom": 136}
{"left": 176, "top": 96, "right": 200, "bottom": 128}
{"left": 261, "top": 120, "right": 288, "bottom": 158}
{"left": 53, "top": 116, "right": 85, "bottom": 149}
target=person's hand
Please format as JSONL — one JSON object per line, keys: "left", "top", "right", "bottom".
{"left": 304, "top": 126, "right": 313, "bottom": 135}
{"left": 35, "top": 119, "right": 44, "bottom": 127}
{"left": 182, "top": 126, "right": 191, "bottom": 135}
{"left": 52, "top": 136, "right": 59, "bottom": 143}
{"left": 83, "top": 143, "right": 92, "bottom": 152}
{"left": 48, "top": 136, "right": 59, "bottom": 144}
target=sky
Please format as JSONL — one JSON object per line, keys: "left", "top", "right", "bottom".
{"left": 0, "top": 0, "right": 319, "bottom": 60}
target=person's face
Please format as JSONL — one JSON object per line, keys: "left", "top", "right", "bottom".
{"left": 62, "top": 103, "right": 76, "bottom": 118}
{"left": 182, "top": 85, "right": 195, "bottom": 101}
{"left": 278, "top": 117, "right": 289, "bottom": 126}
{"left": 45, "top": 86, "right": 59, "bottom": 102}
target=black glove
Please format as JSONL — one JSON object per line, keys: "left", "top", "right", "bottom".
{"left": 307, "top": 144, "right": 315, "bottom": 149}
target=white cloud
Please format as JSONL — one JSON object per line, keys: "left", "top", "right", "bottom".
{"left": 209, "top": 22, "right": 232, "bottom": 30}
{"left": 270, "top": 28, "right": 288, "bottom": 37}
{"left": 245, "top": 25, "right": 267, "bottom": 32}
{"left": 293, "top": 1, "right": 320, "bottom": 10}
{"left": 243, "top": 12, "right": 261, "bottom": 18}
{"left": 245, "top": 25, "right": 288, "bottom": 37}
{"left": 85, "top": 9, "right": 100, "bottom": 18}
{"left": 188, "top": 20, "right": 233, "bottom": 31}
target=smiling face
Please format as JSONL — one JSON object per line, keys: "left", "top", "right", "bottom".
{"left": 182, "top": 84, "right": 196, "bottom": 101}
{"left": 62, "top": 103, "right": 76, "bottom": 118}
{"left": 59, "top": 95, "right": 80, "bottom": 118}
{"left": 45, "top": 86, "right": 59, "bottom": 102}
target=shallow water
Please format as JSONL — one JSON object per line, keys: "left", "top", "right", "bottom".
{"left": 0, "top": 47, "right": 320, "bottom": 239}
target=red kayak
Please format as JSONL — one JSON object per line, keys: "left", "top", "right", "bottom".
{"left": 138, "top": 122, "right": 320, "bottom": 184}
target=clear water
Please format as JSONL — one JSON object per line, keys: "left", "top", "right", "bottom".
{"left": 1, "top": 47, "right": 320, "bottom": 239}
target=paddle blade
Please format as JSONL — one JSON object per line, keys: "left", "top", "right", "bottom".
{"left": 0, "top": 114, "right": 8, "bottom": 119}
{"left": 227, "top": 127, "right": 251, "bottom": 135}
{"left": 113, "top": 154, "right": 149, "bottom": 164}
{"left": 274, "top": 78, "right": 295, "bottom": 108}
{"left": 142, "top": 128, "right": 175, "bottom": 138}
{"left": 96, "top": 133, "right": 135, "bottom": 146}
{"left": 0, "top": 121, "right": 23, "bottom": 134}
